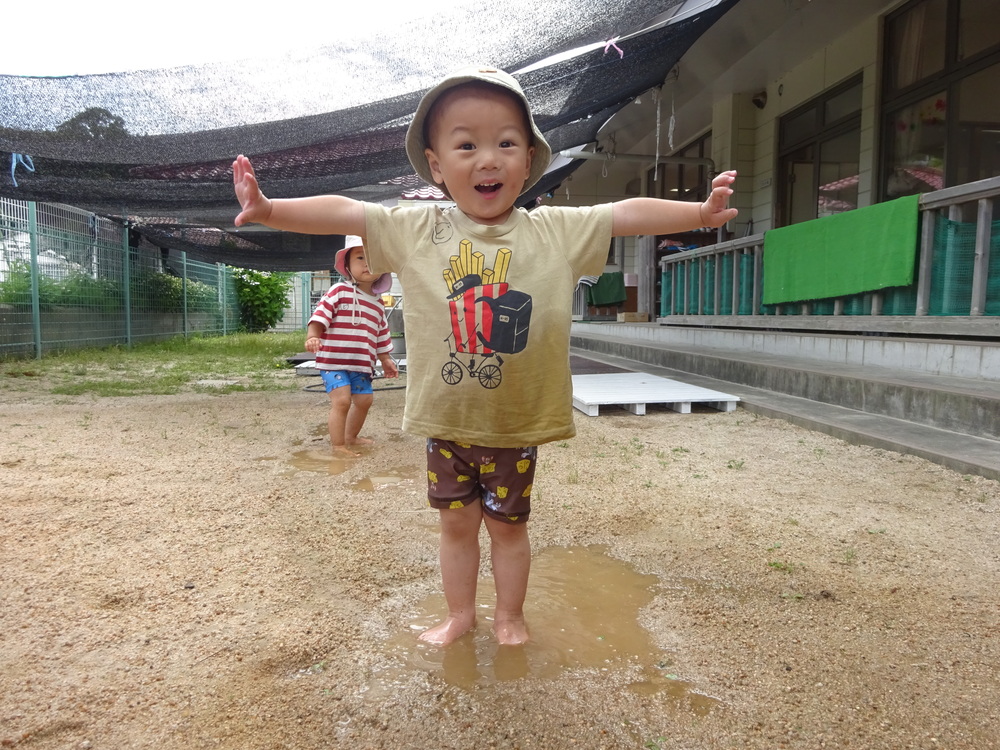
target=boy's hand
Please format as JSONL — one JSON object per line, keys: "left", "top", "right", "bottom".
{"left": 699, "top": 170, "right": 738, "bottom": 228}
{"left": 305, "top": 335, "right": 322, "bottom": 353}
{"left": 381, "top": 357, "right": 399, "bottom": 379}
{"left": 233, "top": 155, "right": 272, "bottom": 227}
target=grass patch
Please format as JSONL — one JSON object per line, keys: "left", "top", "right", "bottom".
{"left": 768, "top": 560, "right": 803, "bottom": 573}
{"left": 2, "top": 331, "right": 303, "bottom": 397}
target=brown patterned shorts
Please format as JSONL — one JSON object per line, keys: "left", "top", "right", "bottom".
{"left": 425, "top": 439, "right": 538, "bottom": 525}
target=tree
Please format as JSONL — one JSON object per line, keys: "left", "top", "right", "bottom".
{"left": 56, "top": 108, "right": 129, "bottom": 140}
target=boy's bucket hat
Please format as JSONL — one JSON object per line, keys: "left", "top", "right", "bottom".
{"left": 405, "top": 66, "right": 552, "bottom": 197}
{"left": 335, "top": 235, "right": 391, "bottom": 295}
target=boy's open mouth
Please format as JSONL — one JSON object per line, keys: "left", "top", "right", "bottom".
{"left": 476, "top": 182, "right": 502, "bottom": 194}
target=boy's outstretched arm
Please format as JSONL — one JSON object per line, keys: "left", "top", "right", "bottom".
{"left": 611, "top": 170, "right": 737, "bottom": 237}
{"left": 233, "top": 154, "right": 366, "bottom": 236}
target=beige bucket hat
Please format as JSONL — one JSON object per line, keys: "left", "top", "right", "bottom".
{"left": 405, "top": 66, "right": 552, "bottom": 197}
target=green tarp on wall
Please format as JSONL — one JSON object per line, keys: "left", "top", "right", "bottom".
{"left": 761, "top": 194, "right": 921, "bottom": 305}
{"left": 586, "top": 272, "right": 627, "bottom": 306}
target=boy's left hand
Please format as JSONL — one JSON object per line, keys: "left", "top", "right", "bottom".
{"left": 381, "top": 358, "right": 399, "bottom": 379}
{"left": 233, "top": 155, "right": 272, "bottom": 227}
{"left": 700, "top": 170, "right": 738, "bottom": 228}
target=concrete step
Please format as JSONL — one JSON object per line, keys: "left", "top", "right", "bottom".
{"left": 569, "top": 330, "right": 1000, "bottom": 482}
{"left": 571, "top": 327, "right": 1000, "bottom": 440}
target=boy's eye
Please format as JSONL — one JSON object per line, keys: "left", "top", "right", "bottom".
{"left": 500, "top": 140, "right": 514, "bottom": 148}
{"left": 459, "top": 143, "right": 475, "bottom": 151}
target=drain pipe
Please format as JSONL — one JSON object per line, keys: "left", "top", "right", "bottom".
{"left": 559, "top": 150, "right": 716, "bottom": 173}
{"left": 559, "top": 150, "right": 725, "bottom": 242}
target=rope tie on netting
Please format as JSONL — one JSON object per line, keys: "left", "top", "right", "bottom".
{"left": 603, "top": 36, "right": 624, "bottom": 59}
{"left": 602, "top": 134, "right": 618, "bottom": 179}
{"left": 10, "top": 154, "right": 34, "bottom": 187}
{"left": 668, "top": 89, "right": 676, "bottom": 152}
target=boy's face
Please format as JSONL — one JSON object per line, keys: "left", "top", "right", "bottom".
{"left": 424, "top": 85, "right": 535, "bottom": 226}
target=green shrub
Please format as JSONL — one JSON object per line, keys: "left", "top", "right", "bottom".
{"left": 0, "top": 262, "right": 35, "bottom": 305}
{"left": 0, "top": 262, "right": 221, "bottom": 315}
{"left": 0, "top": 262, "right": 64, "bottom": 307}
{"left": 132, "top": 271, "right": 183, "bottom": 312}
{"left": 62, "top": 271, "right": 122, "bottom": 311}
{"left": 232, "top": 268, "right": 293, "bottom": 332}
{"left": 186, "top": 279, "right": 219, "bottom": 312}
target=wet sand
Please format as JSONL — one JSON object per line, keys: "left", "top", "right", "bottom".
{"left": 2, "top": 380, "right": 999, "bottom": 749}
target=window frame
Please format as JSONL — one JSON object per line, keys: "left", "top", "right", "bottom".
{"left": 878, "top": 0, "right": 1000, "bottom": 199}
{"left": 776, "top": 75, "right": 864, "bottom": 227}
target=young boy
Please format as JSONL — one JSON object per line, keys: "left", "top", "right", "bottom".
{"left": 306, "top": 235, "right": 398, "bottom": 457}
{"left": 233, "top": 65, "right": 736, "bottom": 646}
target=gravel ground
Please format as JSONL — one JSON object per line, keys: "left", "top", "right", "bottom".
{"left": 2, "top": 370, "right": 999, "bottom": 750}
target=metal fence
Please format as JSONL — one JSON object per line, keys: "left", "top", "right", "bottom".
{"left": 658, "top": 176, "right": 1000, "bottom": 337}
{"left": 273, "top": 272, "right": 332, "bottom": 333}
{"left": 1, "top": 198, "right": 240, "bottom": 358}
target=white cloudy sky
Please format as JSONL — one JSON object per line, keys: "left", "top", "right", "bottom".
{"left": 0, "top": 0, "right": 457, "bottom": 76}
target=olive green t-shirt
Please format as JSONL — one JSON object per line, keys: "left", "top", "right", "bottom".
{"left": 364, "top": 202, "right": 614, "bottom": 448}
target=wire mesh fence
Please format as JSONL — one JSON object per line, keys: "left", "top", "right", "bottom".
{"left": 1, "top": 198, "right": 240, "bottom": 358}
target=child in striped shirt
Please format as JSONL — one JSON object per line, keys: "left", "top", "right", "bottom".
{"left": 306, "top": 236, "right": 399, "bottom": 457}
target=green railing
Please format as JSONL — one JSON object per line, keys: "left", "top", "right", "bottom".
{"left": 1, "top": 198, "right": 240, "bottom": 358}
{"left": 659, "top": 176, "right": 1000, "bottom": 337}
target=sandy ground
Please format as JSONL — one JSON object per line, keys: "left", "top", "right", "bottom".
{"left": 2, "top": 367, "right": 1000, "bottom": 750}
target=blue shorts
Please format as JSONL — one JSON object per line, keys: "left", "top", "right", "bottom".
{"left": 321, "top": 370, "right": 373, "bottom": 395}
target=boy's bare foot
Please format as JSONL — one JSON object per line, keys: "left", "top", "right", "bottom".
{"left": 332, "top": 445, "right": 361, "bottom": 458}
{"left": 418, "top": 615, "right": 476, "bottom": 646}
{"left": 493, "top": 617, "right": 529, "bottom": 646}
{"left": 348, "top": 436, "right": 374, "bottom": 446}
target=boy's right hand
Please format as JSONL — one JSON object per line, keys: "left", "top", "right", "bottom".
{"left": 305, "top": 335, "right": 322, "bottom": 353}
{"left": 233, "top": 155, "right": 272, "bottom": 227}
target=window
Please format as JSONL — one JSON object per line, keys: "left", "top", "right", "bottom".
{"left": 954, "top": 61, "right": 1000, "bottom": 184}
{"left": 881, "top": 0, "right": 1000, "bottom": 198}
{"left": 885, "top": 92, "right": 947, "bottom": 196}
{"left": 777, "top": 77, "right": 862, "bottom": 226}
{"left": 885, "top": 0, "right": 947, "bottom": 92}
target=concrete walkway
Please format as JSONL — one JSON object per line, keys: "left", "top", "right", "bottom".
{"left": 570, "top": 338, "right": 1000, "bottom": 482}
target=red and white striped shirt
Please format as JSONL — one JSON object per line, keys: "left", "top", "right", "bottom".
{"left": 308, "top": 282, "right": 392, "bottom": 374}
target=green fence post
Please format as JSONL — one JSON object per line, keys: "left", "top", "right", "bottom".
{"left": 301, "top": 272, "right": 311, "bottom": 328}
{"left": 28, "top": 202, "right": 42, "bottom": 358}
{"left": 660, "top": 266, "right": 668, "bottom": 318}
{"left": 182, "top": 251, "right": 189, "bottom": 337}
{"left": 219, "top": 264, "right": 227, "bottom": 335}
{"left": 122, "top": 221, "right": 132, "bottom": 347}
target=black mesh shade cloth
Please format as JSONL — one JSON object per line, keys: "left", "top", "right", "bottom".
{"left": 0, "top": 0, "right": 739, "bottom": 270}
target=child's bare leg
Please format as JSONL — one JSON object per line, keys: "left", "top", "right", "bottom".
{"left": 327, "top": 387, "right": 359, "bottom": 457}
{"left": 483, "top": 514, "right": 531, "bottom": 645}
{"left": 419, "top": 501, "right": 483, "bottom": 646}
{"left": 345, "top": 392, "right": 374, "bottom": 446}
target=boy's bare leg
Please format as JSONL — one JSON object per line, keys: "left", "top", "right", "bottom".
{"left": 328, "top": 387, "right": 360, "bottom": 457}
{"left": 483, "top": 514, "right": 531, "bottom": 645}
{"left": 419, "top": 502, "right": 483, "bottom": 646}
{"left": 345, "top": 393, "right": 374, "bottom": 446}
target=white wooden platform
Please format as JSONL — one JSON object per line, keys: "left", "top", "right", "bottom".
{"left": 295, "top": 361, "right": 320, "bottom": 376}
{"left": 294, "top": 360, "right": 406, "bottom": 377}
{"left": 572, "top": 372, "right": 739, "bottom": 416}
